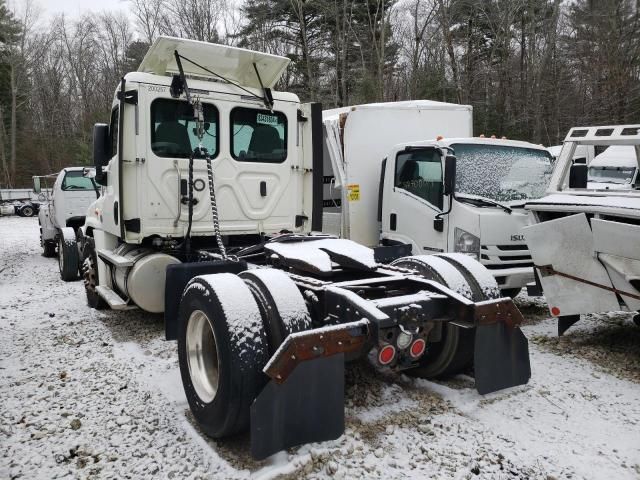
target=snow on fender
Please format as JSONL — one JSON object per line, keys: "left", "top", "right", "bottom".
{"left": 177, "top": 273, "right": 269, "bottom": 438}
{"left": 434, "top": 253, "right": 501, "bottom": 299}
{"left": 392, "top": 255, "right": 473, "bottom": 299}
{"left": 239, "top": 269, "right": 312, "bottom": 351}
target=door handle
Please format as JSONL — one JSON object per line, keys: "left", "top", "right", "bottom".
{"left": 260, "top": 181, "right": 267, "bottom": 197}
{"left": 390, "top": 213, "right": 397, "bottom": 231}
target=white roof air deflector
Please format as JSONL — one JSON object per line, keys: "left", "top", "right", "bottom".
{"left": 138, "top": 36, "right": 290, "bottom": 89}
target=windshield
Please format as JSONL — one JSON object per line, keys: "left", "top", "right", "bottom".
{"left": 61, "top": 171, "right": 95, "bottom": 191}
{"left": 452, "top": 143, "right": 553, "bottom": 202}
{"left": 588, "top": 166, "right": 636, "bottom": 185}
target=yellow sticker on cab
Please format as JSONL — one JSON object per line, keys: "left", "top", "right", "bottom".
{"left": 347, "top": 184, "right": 360, "bottom": 201}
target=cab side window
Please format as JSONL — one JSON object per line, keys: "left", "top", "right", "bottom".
{"left": 395, "top": 149, "right": 443, "bottom": 209}
{"left": 110, "top": 107, "right": 119, "bottom": 158}
{"left": 231, "top": 108, "right": 287, "bottom": 163}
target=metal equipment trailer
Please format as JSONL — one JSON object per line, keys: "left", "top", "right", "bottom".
{"left": 81, "top": 36, "right": 531, "bottom": 459}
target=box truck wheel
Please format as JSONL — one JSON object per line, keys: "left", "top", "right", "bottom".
{"left": 81, "top": 238, "right": 107, "bottom": 310}
{"left": 40, "top": 220, "right": 56, "bottom": 258}
{"left": 391, "top": 255, "right": 477, "bottom": 378}
{"left": 239, "top": 269, "right": 312, "bottom": 352}
{"left": 177, "top": 274, "right": 269, "bottom": 438}
{"left": 43, "top": 240, "right": 56, "bottom": 258}
{"left": 58, "top": 228, "right": 80, "bottom": 281}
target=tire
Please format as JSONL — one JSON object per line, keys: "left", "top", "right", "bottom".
{"left": 20, "top": 205, "right": 35, "bottom": 217}
{"left": 239, "top": 269, "right": 312, "bottom": 353}
{"left": 81, "top": 237, "right": 107, "bottom": 309}
{"left": 43, "top": 240, "right": 56, "bottom": 258}
{"left": 177, "top": 274, "right": 269, "bottom": 438}
{"left": 500, "top": 287, "right": 522, "bottom": 299}
{"left": 58, "top": 228, "right": 80, "bottom": 281}
{"left": 40, "top": 219, "right": 57, "bottom": 257}
{"left": 392, "top": 255, "right": 477, "bottom": 378}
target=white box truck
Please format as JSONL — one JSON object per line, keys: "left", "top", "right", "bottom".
{"left": 323, "top": 103, "right": 554, "bottom": 296}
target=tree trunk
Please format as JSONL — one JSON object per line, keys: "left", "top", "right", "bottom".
{"left": 437, "top": 0, "right": 462, "bottom": 103}
{"left": 10, "top": 63, "right": 17, "bottom": 188}
{"left": 532, "top": 0, "right": 562, "bottom": 143}
{"left": 0, "top": 104, "right": 7, "bottom": 187}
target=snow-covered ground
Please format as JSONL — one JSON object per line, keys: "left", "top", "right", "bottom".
{"left": 1, "top": 216, "right": 639, "bottom": 479}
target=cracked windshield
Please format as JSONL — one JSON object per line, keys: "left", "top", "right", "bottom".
{"left": 452, "top": 143, "right": 553, "bottom": 202}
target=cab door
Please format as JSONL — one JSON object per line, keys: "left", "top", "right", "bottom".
{"left": 381, "top": 147, "right": 447, "bottom": 254}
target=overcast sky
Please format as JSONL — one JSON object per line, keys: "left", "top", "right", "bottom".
{"left": 36, "top": 0, "right": 130, "bottom": 20}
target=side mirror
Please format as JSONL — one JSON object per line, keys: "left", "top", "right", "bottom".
{"left": 569, "top": 158, "right": 588, "bottom": 188}
{"left": 33, "top": 177, "right": 41, "bottom": 194}
{"left": 443, "top": 154, "right": 457, "bottom": 195}
{"left": 93, "top": 123, "right": 109, "bottom": 185}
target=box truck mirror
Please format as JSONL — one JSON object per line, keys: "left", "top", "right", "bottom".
{"left": 33, "top": 177, "right": 41, "bottom": 194}
{"left": 443, "top": 155, "right": 457, "bottom": 195}
{"left": 93, "top": 123, "right": 110, "bottom": 186}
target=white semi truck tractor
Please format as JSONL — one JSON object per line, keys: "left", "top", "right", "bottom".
{"left": 323, "top": 105, "right": 554, "bottom": 298}
{"left": 82, "top": 36, "right": 531, "bottom": 459}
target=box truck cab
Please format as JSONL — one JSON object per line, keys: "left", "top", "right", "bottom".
{"left": 323, "top": 103, "right": 553, "bottom": 296}
{"left": 380, "top": 138, "right": 554, "bottom": 296}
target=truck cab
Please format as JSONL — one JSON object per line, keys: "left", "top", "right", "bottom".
{"left": 381, "top": 138, "right": 554, "bottom": 296}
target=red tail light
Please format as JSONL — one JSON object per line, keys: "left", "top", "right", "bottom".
{"left": 409, "top": 339, "right": 426, "bottom": 358}
{"left": 378, "top": 344, "right": 396, "bottom": 365}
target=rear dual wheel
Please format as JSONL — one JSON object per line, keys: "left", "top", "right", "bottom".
{"left": 177, "top": 269, "right": 310, "bottom": 438}
{"left": 391, "top": 253, "right": 499, "bottom": 378}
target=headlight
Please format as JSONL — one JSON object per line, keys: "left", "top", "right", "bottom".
{"left": 454, "top": 228, "right": 480, "bottom": 259}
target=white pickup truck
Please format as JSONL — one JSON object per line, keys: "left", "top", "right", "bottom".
{"left": 323, "top": 103, "right": 554, "bottom": 297}
{"left": 35, "top": 167, "right": 99, "bottom": 280}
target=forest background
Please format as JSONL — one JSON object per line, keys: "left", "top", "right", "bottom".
{"left": 0, "top": 0, "right": 638, "bottom": 186}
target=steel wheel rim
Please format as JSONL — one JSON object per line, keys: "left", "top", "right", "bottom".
{"left": 23, "top": 207, "right": 33, "bottom": 216}
{"left": 186, "top": 310, "right": 219, "bottom": 403}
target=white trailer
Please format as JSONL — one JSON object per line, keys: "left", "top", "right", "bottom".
{"left": 80, "top": 36, "right": 531, "bottom": 459}
{"left": 34, "top": 168, "right": 99, "bottom": 281}
{"left": 524, "top": 125, "right": 640, "bottom": 334}
{"left": 323, "top": 105, "right": 553, "bottom": 296}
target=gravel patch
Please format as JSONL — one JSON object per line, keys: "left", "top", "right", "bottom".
{"left": 2, "top": 216, "right": 639, "bottom": 479}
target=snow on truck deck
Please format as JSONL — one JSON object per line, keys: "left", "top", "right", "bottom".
{"left": 1, "top": 216, "right": 639, "bottom": 479}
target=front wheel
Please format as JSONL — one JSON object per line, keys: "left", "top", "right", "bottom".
{"left": 81, "top": 237, "right": 107, "bottom": 309}
{"left": 58, "top": 228, "right": 79, "bottom": 281}
{"left": 177, "top": 273, "right": 268, "bottom": 438}
{"left": 43, "top": 240, "right": 56, "bottom": 258}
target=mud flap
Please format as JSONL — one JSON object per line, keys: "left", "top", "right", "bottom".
{"left": 473, "top": 323, "right": 531, "bottom": 395}
{"left": 164, "top": 260, "right": 247, "bottom": 340}
{"left": 250, "top": 354, "right": 345, "bottom": 460}
{"left": 558, "top": 315, "right": 580, "bottom": 336}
